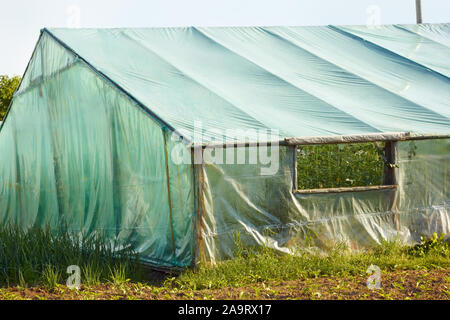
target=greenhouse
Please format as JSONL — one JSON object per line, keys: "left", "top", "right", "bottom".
{"left": 0, "top": 24, "right": 449, "bottom": 268}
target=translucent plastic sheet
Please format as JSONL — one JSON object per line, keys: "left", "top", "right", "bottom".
{"left": 197, "top": 140, "right": 449, "bottom": 262}
{"left": 397, "top": 139, "right": 450, "bottom": 239}
{"left": 0, "top": 34, "right": 195, "bottom": 268}
{"left": 46, "top": 26, "right": 450, "bottom": 142}
{"left": 1, "top": 26, "right": 449, "bottom": 269}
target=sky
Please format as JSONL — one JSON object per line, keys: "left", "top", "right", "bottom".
{"left": 1, "top": 0, "right": 449, "bottom": 76}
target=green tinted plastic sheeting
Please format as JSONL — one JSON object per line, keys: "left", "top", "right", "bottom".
{"left": 337, "top": 25, "right": 450, "bottom": 78}
{"left": 400, "top": 23, "right": 450, "bottom": 49}
{"left": 46, "top": 25, "right": 450, "bottom": 143}
{"left": 198, "top": 140, "right": 449, "bottom": 262}
{"left": 0, "top": 33, "right": 195, "bottom": 268}
{"left": 16, "top": 32, "right": 78, "bottom": 96}
{"left": 1, "top": 25, "right": 450, "bottom": 268}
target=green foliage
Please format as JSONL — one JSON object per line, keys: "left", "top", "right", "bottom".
{"left": 296, "top": 142, "right": 386, "bottom": 189}
{"left": 109, "top": 264, "right": 130, "bottom": 287}
{"left": 41, "top": 265, "right": 61, "bottom": 290}
{"left": 174, "top": 234, "right": 449, "bottom": 290}
{"left": 0, "top": 226, "right": 448, "bottom": 293}
{"left": 0, "top": 75, "right": 21, "bottom": 121}
{"left": 408, "top": 233, "right": 449, "bottom": 257}
{"left": 82, "top": 263, "right": 102, "bottom": 287}
{"left": 0, "top": 225, "right": 143, "bottom": 288}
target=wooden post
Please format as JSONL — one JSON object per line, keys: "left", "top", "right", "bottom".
{"left": 383, "top": 141, "right": 398, "bottom": 186}
{"left": 162, "top": 128, "right": 176, "bottom": 257}
{"left": 194, "top": 149, "right": 206, "bottom": 265}
{"left": 384, "top": 141, "right": 400, "bottom": 231}
{"left": 292, "top": 145, "right": 298, "bottom": 191}
{"left": 416, "top": 0, "right": 423, "bottom": 24}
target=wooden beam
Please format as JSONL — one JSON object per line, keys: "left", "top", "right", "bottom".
{"left": 190, "top": 133, "right": 450, "bottom": 149}
{"left": 383, "top": 141, "right": 398, "bottom": 185}
{"left": 162, "top": 128, "right": 176, "bottom": 258}
{"left": 294, "top": 185, "right": 397, "bottom": 195}
{"left": 292, "top": 145, "right": 298, "bottom": 191}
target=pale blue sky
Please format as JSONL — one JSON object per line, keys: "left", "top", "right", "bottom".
{"left": 1, "top": 0, "right": 449, "bottom": 76}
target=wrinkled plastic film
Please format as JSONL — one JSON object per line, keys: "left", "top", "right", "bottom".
{"left": 0, "top": 34, "right": 195, "bottom": 267}
{"left": 47, "top": 26, "right": 450, "bottom": 142}
{"left": 1, "top": 26, "right": 449, "bottom": 269}
{"left": 197, "top": 140, "right": 449, "bottom": 262}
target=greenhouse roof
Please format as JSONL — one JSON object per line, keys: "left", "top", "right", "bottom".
{"left": 44, "top": 24, "right": 450, "bottom": 143}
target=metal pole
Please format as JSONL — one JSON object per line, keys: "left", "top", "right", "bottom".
{"left": 415, "top": 0, "right": 422, "bottom": 24}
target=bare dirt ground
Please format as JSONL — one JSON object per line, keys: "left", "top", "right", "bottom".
{"left": 1, "top": 268, "right": 449, "bottom": 300}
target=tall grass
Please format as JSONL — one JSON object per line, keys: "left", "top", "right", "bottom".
{"left": 1, "top": 224, "right": 448, "bottom": 292}
{"left": 0, "top": 225, "right": 143, "bottom": 288}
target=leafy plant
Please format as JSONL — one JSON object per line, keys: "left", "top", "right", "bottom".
{"left": 109, "top": 264, "right": 130, "bottom": 287}
{"left": 0, "top": 75, "right": 21, "bottom": 121}
{"left": 82, "top": 263, "right": 101, "bottom": 287}
{"left": 296, "top": 142, "right": 385, "bottom": 189}
{"left": 41, "top": 265, "right": 61, "bottom": 290}
{"left": 408, "top": 233, "right": 449, "bottom": 257}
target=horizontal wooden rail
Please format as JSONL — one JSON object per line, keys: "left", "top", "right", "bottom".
{"left": 190, "top": 132, "right": 450, "bottom": 149}
{"left": 294, "top": 184, "right": 397, "bottom": 195}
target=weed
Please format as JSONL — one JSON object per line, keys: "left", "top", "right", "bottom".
{"left": 82, "top": 263, "right": 101, "bottom": 287}
{"left": 41, "top": 265, "right": 61, "bottom": 290}
{"left": 408, "top": 233, "right": 449, "bottom": 257}
{"left": 109, "top": 264, "right": 130, "bottom": 288}
{"left": 174, "top": 234, "right": 449, "bottom": 291}
{"left": 0, "top": 225, "right": 142, "bottom": 288}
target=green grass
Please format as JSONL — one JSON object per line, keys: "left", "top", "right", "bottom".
{"left": 0, "top": 224, "right": 448, "bottom": 294}
{"left": 0, "top": 225, "right": 143, "bottom": 288}
{"left": 172, "top": 233, "right": 450, "bottom": 290}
